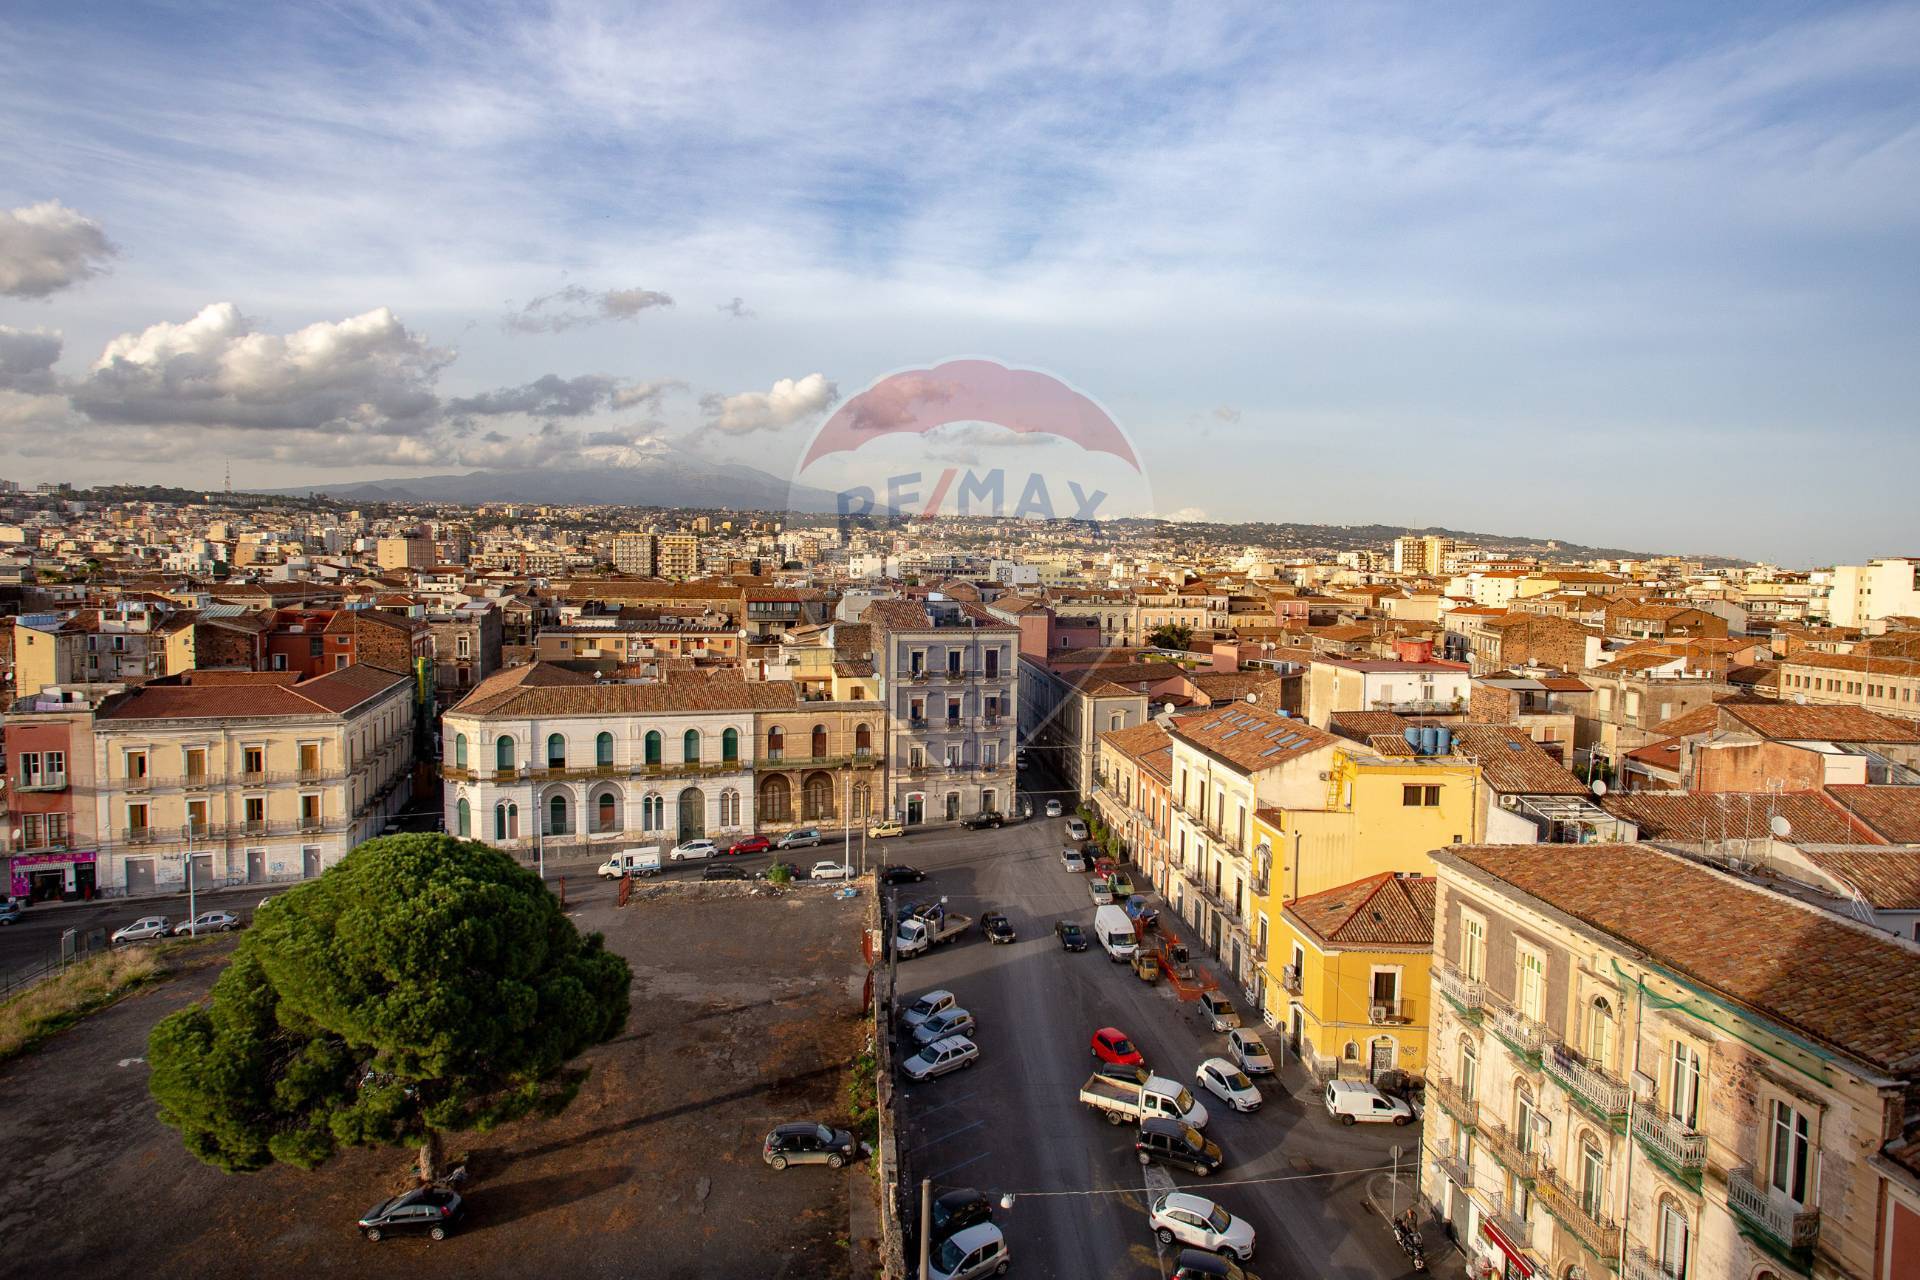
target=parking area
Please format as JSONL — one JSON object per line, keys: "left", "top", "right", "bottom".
{"left": 0, "top": 876, "right": 871, "bottom": 1280}
{"left": 884, "top": 781, "right": 1428, "bottom": 1279}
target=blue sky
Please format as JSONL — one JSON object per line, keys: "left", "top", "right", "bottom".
{"left": 0, "top": 0, "right": 1916, "bottom": 564}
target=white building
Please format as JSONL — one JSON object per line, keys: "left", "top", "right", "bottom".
{"left": 1828, "top": 558, "right": 1920, "bottom": 628}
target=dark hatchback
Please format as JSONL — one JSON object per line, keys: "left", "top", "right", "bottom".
{"left": 358, "top": 1188, "right": 464, "bottom": 1242}
{"left": 880, "top": 864, "right": 926, "bottom": 884}
{"left": 1054, "top": 920, "right": 1087, "bottom": 951}
{"left": 1135, "top": 1117, "right": 1224, "bottom": 1176}
{"left": 930, "top": 1186, "right": 994, "bottom": 1243}
{"left": 959, "top": 812, "right": 1004, "bottom": 830}
{"left": 703, "top": 864, "right": 749, "bottom": 881}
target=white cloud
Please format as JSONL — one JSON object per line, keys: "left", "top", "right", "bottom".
{"left": 700, "top": 372, "right": 837, "bottom": 434}
{"left": 504, "top": 284, "right": 674, "bottom": 333}
{"left": 717, "top": 296, "right": 755, "bottom": 319}
{"left": 0, "top": 201, "right": 116, "bottom": 298}
{"left": 70, "top": 302, "right": 450, "bottom": 435}
{"left": 0, "top": 327, "right": 63, "bottom": 394}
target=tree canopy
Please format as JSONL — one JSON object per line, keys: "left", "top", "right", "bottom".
{"left": 1146, "top": 622, "right": 1194, "bottom": 651}
{"left": 148, "top": 834, "right": 631, "bottom": 1176}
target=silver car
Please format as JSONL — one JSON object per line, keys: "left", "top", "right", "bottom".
{"left": 111, "top": 916, "right": 173, "bottom": 943}
{"left": 174, "top": 911, "right": 241, "bottom": 936}
{"left": 901, "top": 1036, "right": 978, "bottom": 1081}
{"left": 913, "top": 1007, "right": 977, "bottom": 1046}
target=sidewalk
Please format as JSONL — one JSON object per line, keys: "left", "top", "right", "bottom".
{"left": 1365, "top": 1171, "right": 1467, "bottom": 1280}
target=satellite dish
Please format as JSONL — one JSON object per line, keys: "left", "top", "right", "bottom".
{"left": 1770, "top": 814, "right": 1792, "bottom": 839}
{"left": 1590, "top": 779, "right": 1608, "bottom": 797}
{"left": 1246, "top": 693, "right": 1257, "bottom": 703}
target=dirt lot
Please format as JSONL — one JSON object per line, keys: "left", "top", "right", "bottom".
{"left": 0, "top": 879, "right": 873, "bottom": 1280}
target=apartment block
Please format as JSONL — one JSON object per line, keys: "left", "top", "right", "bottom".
{"left": 655, "top": 533, "right": 700, "bottom": 579}
{"left": 1829, "top": 559, "right": 1920, "bottom": 628}
{"left": 1424, "top": 843, "right": 1920, "bottom": 1280}
{"left": 611, "top": 531, "right": 656, "bottom": 576}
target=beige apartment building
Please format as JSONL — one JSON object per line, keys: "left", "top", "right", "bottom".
{"left": 375, "top": 534, "right": 435, "bottom": 571}
{"left": 611, "top": 531, "right": 655, "bottom": 576}
{"left": 90, "top": 667, "right": 415, "bottom": 893}
{"left": 655, "top": 533, "right": 700, "bottom": 579}
{"left": 1425, "top": 842, "right": 1920, "bottom": 1280}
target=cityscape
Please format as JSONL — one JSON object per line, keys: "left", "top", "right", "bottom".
{"left": 2, "top": 4, "right": 1918, "bottom": 1280}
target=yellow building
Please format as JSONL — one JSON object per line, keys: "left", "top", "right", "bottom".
{"left": 1275, "top": 872, "right": 1434, "bottom": 1080}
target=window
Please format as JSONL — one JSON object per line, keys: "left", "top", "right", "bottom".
{"left": 1462, "top": 913, "right": 1486, "bottom": 982}
{"left": 126, "top": 750, "right": 149, "bottom": 780}
{"left": 1515, "top": 1087, "right": 1536, "bottom": 1154}
{"left": 454, "top": 734, "right": 467, "bottom": 769}
{"left": 722, "top": 727, "right": 739, "bottom": 763}
{"left": 596, "top": 732, "right": 615, "bottom": 767}
{"left": 596, "top": 793, "right": 617, "bottom": 832}
{"left": 855, "top": 723, "right": 871, "bottom": 755}
{"left": 1518, "top": 947, "right": 1546, "bottom": 1020}
{"left": 456, "top": 798, "right": 471, "bottom": 837}
{"left": 682, "top": 729, "right": 701, "bottom": 763}
{"left": 645, "top": 731, "right": 662, "bottom": 766}
{"left": 1402, "top": 784, "right": 1440, "bottom": 806}
{"left": 1587, "top": 997, "right": 1614, "bottom": 1066}
{"left": 547, "top": 793, "right": 569, "bottom": 836}
{"left": 1657, "top": 1201, "right": 1690, "bottom": 1280}
{"left": 642, "top": 794, "right": 664, "bottom": 831}
{"left": 496, "top": 736, "right": 515, "bottom": 771}
{"left": 1768, "top": 1099, "right": 1811, "bottom": 1204}
{"left": 1580, "top": 1139, "right": 1605, "bottom": 1219}
{"left": 1668, "top": 1042, "right": 1702, "bottom": 1128}
{"left": 811, "top": 725, "right": 827, "bottom": 758}
{"left": 1460, "top": 1040, "right": 1478, "bottom": 1102}
{"left": 719, "top": 788, "right": 740, "bottom": 826}
{"left": 127, "top": 802, "right": 150, "bottom": 833}
{"left": 547, "top": 733, "right": 567, "bottom": 768}
{"left": 1371, "top": 969, "right": 1400, "bottom": 1015}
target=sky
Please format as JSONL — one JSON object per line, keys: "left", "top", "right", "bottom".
{"left": 0, "top": 0, "right": 1917, "bottom": 565}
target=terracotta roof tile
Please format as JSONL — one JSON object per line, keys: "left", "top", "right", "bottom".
{"left": 1718, "top": 702, "right": 1920, "bottom": 744}
{"left": 1286, "top": 873, "right": 1435, "bottom": 949}
{"left": 1599, "top": 791, "right": 1873, "bottom": 845}
{"left": 1794, "top": 848, "right": 1920, "bottom": 910}
{"left": 1824, "top": 786, "right": 1920, "bottom": 845}
{"left": 1449, "top": 725, "right": 1589, "bottom": 796}
{"left": 1168, "top": 705, "right": 1335, "bottom": 774}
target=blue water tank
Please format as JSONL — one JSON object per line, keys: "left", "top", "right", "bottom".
{"left": 1435, "top": 727, "right": 1452, "bottom": 756}
{"left": 1421, "top": 726, "right": 1441, "bottom": 756}
{"left": 1404, "top": 727, "right": 1422, "bottom": 751}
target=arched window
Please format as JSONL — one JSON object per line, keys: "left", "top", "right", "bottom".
{"left": 1460, "top": 1039, "right": 1478, "bottom": 1102}
{"left": 494, "top": 802, "right": 507, "bottom": 840}
{"left": 547, "top": 733, "right": 566, "bottom": 769}
{"left": 548, "top": 792, "right": 569, "bottom": 836}
{"left": 683, "top": 729, "right": 701, "bottom": 764}
{"left": 1343, "top": 1040, "right": 1360, "bottom": 1062}
{"left": 767, "top": 726, "right": 784, "bottom": 759}
{"left": 454, "top": 733, "right": 468, "bottom": 769}
{"left": 1656, "top": 1198, "right": 1691, "bottom": 1280}
{"left": 596, "top": 732, "right": 614, "bottom": 767}
{"left": 1514, "top": 1083, "right": 1537, "bottom": 1155}
{"left": 645, "top": 731, "right": 662, "bottom": 766}
{"left": 811, "top": 724, "right": 827, "bottom": 758}
{"left": 642, "top": 794, "right": 664, "bottom": 831}
{"left": 1579, "top": 1138, "right": 1606, "bottom": 1219}
{"left": 719, "top": 788, "right": 740, "bottom": 826}
{"left": 1588, "top": 996, "right": 1615, "bottom": 1065}
{"left": 596, "top": 792, "right": 617, "bottom": 832}
{"left": 855, "top": 723, "right": 871, "bottom": 755}
{"left": 722, "top": 727, "right": 739, "bottom": 764}
{"left": 852, "top": 781, "right": 870, "bottom": 818}
{"left": 496, "top": 735, "right": 515, "bottom": 770}
{"left": 456, "top": 797, "right": 470, "bottom": 837}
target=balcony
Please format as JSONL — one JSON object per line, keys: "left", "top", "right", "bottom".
{"left": 1280, "top": 964, "right": 1302, "bottom": 994}
{"left": 120, "top": 825, "right": 162, "bottom": 845}
{"left": 1544, "top": 1041, "right": 1631, "bottom": 1126}
{"left": 1727, "top": 1166, "right": 1820, "bottom": 1253}
{"left": 906, "top": 717, "right": 929, "bottom": 731}
{"left": 1484, "top": 1190, "right": 1535, "bottom": 1251}
{"left": 1433, "top": 962, "right": 1486, "bottom": 1021}
{"left": 240, "top": 770, "right": 268, "bottom": 787}
{"left": 1631, "top": 1108, "right": 1707, "bottom": 1184}
{"left": 1623, "top": 1248, "right": 1675, "bottom": 1280}
{"left": 1425, "top": 1073, "right": 1477, "bottom": 1128}
{"left": 1485, "top": 999, "right": 1548, "bottom": 1064}
{"left": 1533, "top": 1166, "right": 1620, "bottom": 1265}
{"left": 18, "top": 771, "right": 71, "bottom": 793}
{"left": 1480, "top": 1118, "right": 1539, "bottom": 1182}
{"left": 1435, "top": 1144, "right": 1474, "bottom": 1190}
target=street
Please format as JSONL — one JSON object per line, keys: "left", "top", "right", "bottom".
{"left": 881, "top": 768, "right": 1430, "bottom": 1279}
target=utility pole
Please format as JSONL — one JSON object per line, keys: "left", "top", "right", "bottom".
{"left": 917, "top": 1177, "right": 932, "bottom": 1280}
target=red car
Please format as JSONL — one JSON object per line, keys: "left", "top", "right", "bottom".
{"left": 1090, "top": 1026, "right": 1144, "bottom": 1067}
{"left": 726, "top": 834, "right": 772, "bottom": 857}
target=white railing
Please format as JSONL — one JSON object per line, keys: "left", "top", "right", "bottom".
{"left": 1631, "top": 1107, "right": 1706, "bottom": 1170}
{"left": 1727, "top": 1167, "right": 1820, "bottom": 1249}
{"left": 1434, "top": 961, "right": 1485, "bottom": 1013}
{"left": 1483, "top": 1190, "right": 1533, "bottom": 1250}
{"left": 1544, "top": 1042, "right": 1631, "bottom": 1116}
{"left": 1485, "top": 999, "right": 1547, "bottom": 1056}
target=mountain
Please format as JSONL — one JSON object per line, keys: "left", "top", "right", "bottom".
{"left": 266, "top": 438, "right": 843, "bottom": 511}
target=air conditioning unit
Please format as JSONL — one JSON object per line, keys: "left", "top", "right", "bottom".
{"left": 1631, "top": 1070, "right": 1657, "bottom": 1101}
{"left": 1500, "top": 794, "right": 1521, "bottom": 810}
{"left": 1318, "top": 771, "right": 1331, "bottom": 782}
{"left": 1370, "top": 1004, "right": 1393, "bottom": 1024}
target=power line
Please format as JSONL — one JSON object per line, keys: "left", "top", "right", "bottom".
{"left": 943, "top": 1160, "right": 1404, "bottom": 1199}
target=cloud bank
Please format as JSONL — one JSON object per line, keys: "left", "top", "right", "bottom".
{"left": 0, "top": 201, "right": 116, "bottom": 298}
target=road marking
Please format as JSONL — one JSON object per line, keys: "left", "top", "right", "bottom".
{"left": 910, "top": 1090, "right": 979, "bottom": 1119}
{"left": 910, "top": 1118, "right": 985, "bottom": 1152}
{"left": 926, "top": 1150, "right": 991, "bottom": 1182}
{"left": 1141, "top": 1162, "right": 1177, "bottom": 1278}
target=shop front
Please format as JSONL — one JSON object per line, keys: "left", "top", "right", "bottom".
{"left": 7, "top": 850, "right": 99, "bottom": 902}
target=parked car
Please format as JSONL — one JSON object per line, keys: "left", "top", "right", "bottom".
{"left": 981, "top": 912, "right": 1015, "bottom": 944}
{"left": 1196, "top": 1057, "right": 1263, "bottom": 1113}
{"left": 111, "top": 916, "right": 173, "bottom": 943}
{"left": 901, "top": 1035, "right": 979, "bottom": 1082}
{"left": 1060, "top": 847, "right": 1086, "bottom": 872}
{"left": 173, "top": 911, "right": 241, "bottom": 936}
{"left": 756, "top": 860, "right": 802, "bottom": 881}
{"left": 929, "top": 1187, "right": 994, "bottom": 1245}
{"left": 1198, "top": 992, "right": 1241, "bottom": 1032}
{"left": 929, "top": 1222, "right": 1009, "bottom": 1280}
{"left": 1123, "top": 894, "right": 1159, "bottom": 929}
{"left": 1064, "top": 817, "right": 1089, "bottom": 841}
{"left": 0, "top": 901, "right": 21, "bottom": 926}
{"left": 357, "top": 1187, "right": 464, "bottom": 1242}
{"left": 703, "top": 864, "right": 749, "bottom": 881}
{"left": 1045, "top": 799, "right": 1064, "bottom": 818}
{"left": 868, "top": 819, "right": 905, "bottom": 839}
{"left": 1135, "top": 1116, "right": 1224, "bottom": 1176}
{"left": 1227, "top": 1028, "right": 1274, "bottom": 1075}
{"left": 959, "top": 811, "right": 1004, "bottom": 830}
{"left": 1324, "top": 1079, "right": 1414, "bottom": 1126}
{"left": 762, "top": 1121, "right": 856, "bottom": 1169}
{"left": 901, "top": 989, "right": 957, "bottom": 1031}
{"left": 879, "top": 864, "right": 925, "bottom": 884}
{"left": 810, "top": 860, "right": 856, "bottom": 882}
{"left": 669, "top": 838, "right": 720, "bottom": 861}
{"left": 725, "top": 834, "right": 772, "bottom": 857}
{"left": 1172, "top": 1247, "right": 1262, "bottom": 1280}
{"left": 913, "top": 1007, "right": 977, "bottom": 1045}
{"left": 1090, "top": 1026, "right": 1144, "bottom": 1066}
{"left": 1150, "top": 1190, "right": 1257, "bottom": 1262}
{"left": 1054, "top": 920, "right": 1087, "bottom": 951}
{"left": 776, "top": 827, "right": 823, "bottom": 849}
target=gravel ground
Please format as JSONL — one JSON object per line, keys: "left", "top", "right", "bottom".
{"left": 0, "top": 877, "right": 872, "bottom": 1280}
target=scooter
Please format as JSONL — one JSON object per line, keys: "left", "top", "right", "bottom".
{"left": 1393, "top": 1210, "right": 1427, "bottom": 1272}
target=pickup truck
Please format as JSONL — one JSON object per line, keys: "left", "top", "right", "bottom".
{"left": 896, "top": 905, "right": 974, "bottom": 958}
{"left": 1078, "top": 1072, "right": 1210, "bottom": 1129}
{"left": 596, "top": 847, "right": 662, "bottom": 879}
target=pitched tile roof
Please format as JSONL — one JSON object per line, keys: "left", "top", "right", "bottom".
{"left": 448, "top": 661, "right": 799, "bottom": 719}
{"left": 1717, "top": 701, "right": 1920, "bottom": 744}
{"left": 1448, "top": 725, "right": 1589, "bottom": 796}
{"left": 1167, "top": 704, "right": 1336, "bottom": 774}
{"left": 1598, "top": 791, "right": 1874, "bottom": 845}
{"left": 1099, "top": 720, "right": 1174, "bottom": 765}
{"left": 1326, "top": 710, "right": 1412, "bottom": 743}
{"left": 1286, "top": 873, "right": 1435, "bottom": 950}
{"left": 1783, "top": 651, "right": 1920, "bottom": 679}
{"left": 1440, "top": 842, "right": 1920, "bottom": 1073}
{"left": 1824, "top": 786, "right": 1920, "bottom": 845}
{"left": 1793, "top": 848, "right": 1920, "bottom": 910}
{"left": 99, "top": 664, "right": 409, "bottom": 721}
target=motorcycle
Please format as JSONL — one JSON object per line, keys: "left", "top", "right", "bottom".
{"left": 1393, "top": 1210, "right": 1428, "bottom": 1272}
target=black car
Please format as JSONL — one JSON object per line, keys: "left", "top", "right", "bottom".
{"left": 880, "top": 865, "right": 925, "bottom": 885}
{"left": 1136, "top": 1117, "right": 1224, "bottom": 1176}
{"left": 358, "top": 1188, "right": 464, "bottom": 1242}
{"left": 981, "top": 912, "right": 1015, "bottom": 944}
{"left": 1054, "top": 920, "right": 1087, "bottom": 951}
{"left": 762, "top": 1122, "right": 857, "bottom": 1169}
{"left": 1173, "top": 1249, "right": 1260, "bottom": 1280}
{"left": 703, "top": 864, "right": 749, "bottom": 881}
{"left": 929, "top": 1187, "right": 994, "bottom": 1244}
{"left": 756, "top": 860, "right": 802, "bottom": 881}
{"left": 959, "top": 812, "right": 1004, "bottom": 830}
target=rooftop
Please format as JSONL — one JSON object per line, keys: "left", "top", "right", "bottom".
{"left": 1286, "top": 873, "right": 1435, "bottom": 950}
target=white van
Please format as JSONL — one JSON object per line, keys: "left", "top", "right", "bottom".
{"left": 1093, "top": 904, "right": 1138, "bottom": 962}
{"left": 1324, "top": 1079, "right": 1415, "bottom": 1126}
{"left": 596, "top": 847, "right": 661, "bottom": 879}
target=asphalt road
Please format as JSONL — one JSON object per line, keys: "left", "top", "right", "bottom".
{"left": 883, "top": 769, "right": 1427, "bottom": 1280}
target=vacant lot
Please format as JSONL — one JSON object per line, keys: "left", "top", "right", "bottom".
{"left": 0, "top": 879, "right": 871, "bottom": 1280}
